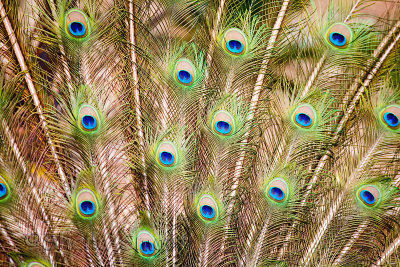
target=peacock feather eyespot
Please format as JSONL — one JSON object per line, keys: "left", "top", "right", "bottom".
{"left": 75, "top": 188, "right": 99, "bottom": 220}
{"left": 156, "top": 141, "right": 178, "bottom": 168}
{"left": 197, "top": 195, "right": 219, "bottom": 222}
{"left": 379, "top": 104, "right": 400, "bottom": 131}
{"left": 174, "top": 58, "right": 196, "bottom": 87}
{"left": 0, "top": 176, "right": 10, "bottom": 203}
{"left": 325, "top": 23, "right": 353, "bottom": 49}
{"left": 25, "top": 260, "right": 48, "bottom": 267}
{"left": 78, "top": 104, "right": 100, "bottom": 133}
{"left": 222, "top": 28, "right": 248, "bottom": 56}
{"left": 265, "top": 178, "right": 289, "bottom": 204}
{"left": 356, "top": 185, "right": 381, "bottom": 208}
{"left": 212, "top": 111, "right": 235, "bottom": 136}
{"left": 137, "top": 231, "right": 158, "bottom": 258}
{"left": 65, "top": 9, "right": 91, "bottom": 40}
{"left": 291, "top": 104, "right": 317, "bottom": 130}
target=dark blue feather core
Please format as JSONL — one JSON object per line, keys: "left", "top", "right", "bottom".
{"left": 82, "top": 115, "right": 97, "bottom": 130}
{"left": 160, "top": 151, "right": 174, "bottom": 166}
{"left": 177, "top": 70, "right": 192, "bottom": 84}
{"left": 0, "top": 183, "right": 7, "bottom": 199}
{"left": 329, "top": 32, "right": 346, "bottom": 47}
{"left": 215, "top": 121, "right": 232, "bottom": 135}
{"left": 360, "top": 190, "right": 375, "bottom": 205}
{"left": 227, "top": 40, "right": 244, "bottom": 54}
{"left": 295, "top": 113, "right": 312, "bottom": 127}
{"left": 269, "top": 187, "right": 285, "bottom": 201}
{"left": 200, "top": 205, "right": 215, "bottom": 219}
{"left": 140, "top": 241, "right": 155, "bottom": 255}
{"left": 384, "top": 112, "right": 399, "bottom": 127}
{"left": 69, "top": 22, "right": 86, "bottom": 37}
{"left": 79, "top": 200, "right": 96, "bottom": 215}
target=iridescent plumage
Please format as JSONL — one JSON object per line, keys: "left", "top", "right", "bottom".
{"left": 0, "top": 0, "right": 399, "bottom": 266}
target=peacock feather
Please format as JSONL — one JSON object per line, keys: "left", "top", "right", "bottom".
{"left": 0, "top": 0, "right": 400, "bottom": 266}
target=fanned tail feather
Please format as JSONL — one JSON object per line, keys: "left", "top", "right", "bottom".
{"left": 0, "top": 0, "right": 399, "bottom": 266}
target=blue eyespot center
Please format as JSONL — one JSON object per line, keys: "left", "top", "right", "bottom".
{"left": 360, "top": 190, "right": 375, "bottom": 205}
{"left": 82, "top": 115, "right": 97, "bottom": 130}
{"left": 227, "top": 40, "right": 244, "bottom": 53}
{"left": 384, "top": 112, "right": 399, "bottom": 127}
{"left": 160, "top": 151, "right": 174, "bottom": 166}
{"left": 269, "top": 187, "right": 285, "bottom": 201}
{"left": 140, "top": 241, "right": 155, "bottom": 255}
{"left": 329, "top": 32, "right": 346, "bottom": 46}
{"left": 296, "top": 113, "right": 312, "bottom": 127}
{"left": 69, "top": 22, "right": 86, "bottom": 36}
{"left": 200, "top": 205, "right": 215, "bottom": 219}
{"left": 0, "top": 183, "right": 7, "bottom": 198}
{"left": 215, "top": 121, "right": 232, "bottom": 134}
{"left": 79, "top": 200, "right": 95, "bottom": 215}
{"left": 177, "top": 70, "right": 192, "bottom": 84}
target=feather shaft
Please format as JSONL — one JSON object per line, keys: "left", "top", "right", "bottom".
{"left": 47, "top": 1, "right": 73, "bottom": 85}
{"left": 220, "top": 0, "right": 291, "bottom": 257}
{"left": 231, "top": 0, "right": 291, "bottom": 197}
{"left": 301, "top": 0, "right": 361, "bottom": 98}
{"left": 333, "top": 221, "right": 368, "bottom": 265}
{"left": 301, "top": 192, "right": 345, "bottom": 266}
{"left": 252, "top": 215, "right": 271, "bottom": 266}
{"left": 0, "top": 221, "right": 14, "bottom": 247}
{"left": 102, "top": 221, "right": 116, "bottom": 266}
{"left": 163, "top": 182, "right": 170, "bottom": 267}
{"left": 373, "top": 233, "right": 400, "bottom": 266}
{"left": 239, "top": 220, "right": 257, "bottom": 266}
{"left": 99, "top": 161, "right": 122, "bottom": 261}
{"left": 202, "top": 0, "right": 226, "bottom": 88}
{"left": 206, "top": 0, "right": 226, "bottom": 63}
{"left": 0, "top": 0, "right": 70, "bottom": 196}
{"left": 343, "top": 19, "right": 400, "bottom": 106}
{"left": 92, "top": 232, "right": 105, "bottom": 267}
{"left": 128, "top": 3, "right": 148, "bottom": 198}
{"left": 85, "top": 241, "right": 96, "bottom": 267}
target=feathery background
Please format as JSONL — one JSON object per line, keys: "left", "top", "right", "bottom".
{"left": 0, "top": 0, "right": 400, "bottom": 266}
